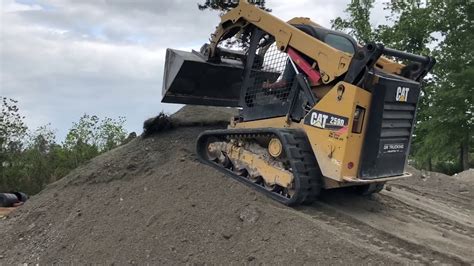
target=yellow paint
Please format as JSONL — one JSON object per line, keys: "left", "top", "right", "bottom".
{"left": 231, "top": 82, "right": 372, "bottom": 186}
{"left": 225, "top": 143, "right": 293, "bottom": 187}
{"left": 302, "top": 82, "right": 371, "bottom": 182}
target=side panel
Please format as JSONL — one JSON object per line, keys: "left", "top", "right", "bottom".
{"left": 302, "top": 82, "right": 371, "bottom": 181}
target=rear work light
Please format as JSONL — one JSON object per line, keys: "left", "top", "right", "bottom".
{"left": 352, "top": 106, "right": 366, "bottom": 133}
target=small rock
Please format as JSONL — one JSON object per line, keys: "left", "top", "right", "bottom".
{"left": 247, "top": 256, "right": 256, "bottom": 262}
{"left": 180, "top": 157, "right": 186, "bottom": 162}
{"left": 0, "top": 254, "right": 4, "bottom": 259}
{"left": 368, "top": 207, "right": 378, "bottom": 213}
{"left": 127, "top": 163, "right": 137, "bottom": 170}
{"left": 222, "top": 232, "right": 233, "bottom": 240}
{"left": 385, "top": 185, "right": 392, "bottom": 191}
{"left": 239, "top": 206, "right": 260, "bottom": 224}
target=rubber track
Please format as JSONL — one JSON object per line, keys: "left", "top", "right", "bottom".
{"left": 196, "top": 128, "right": 322, "bottom": 206}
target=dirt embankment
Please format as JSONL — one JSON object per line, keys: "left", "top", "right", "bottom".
{"left": 0, "top": 106, "right": 472, "bottom": 265}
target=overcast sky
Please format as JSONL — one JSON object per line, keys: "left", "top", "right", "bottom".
{"left": 1, "top": 0, "right": 387, "bottom": 140}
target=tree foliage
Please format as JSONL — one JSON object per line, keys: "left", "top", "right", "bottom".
{"left": 197, "top": 0, "right": 271, "bottom": 49}
{"left": 332, "top": 0, "right": 473, "bottom": 173}
{"left": 0, "top": 99, "right": 129, "bottom": 194}
{"left": 198, "top": 0, "right": 270, "bottom": 12}
{"left": 332, "top": 0, "right": 375, "bottom": 44}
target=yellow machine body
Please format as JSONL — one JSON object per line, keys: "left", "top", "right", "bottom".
{"left": 162, "top": 1, "right": 435, "bottom": 205}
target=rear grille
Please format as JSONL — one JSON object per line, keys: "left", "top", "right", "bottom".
{"left": 359, "top": 70, "right": 421, "bottom": 179}
{"left": 380, "top": 102, "right": 416, "bottom": 139}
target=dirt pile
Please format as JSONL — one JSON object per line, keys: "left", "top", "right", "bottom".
{"left": 453, "top": 169, "right": 474, "bottom": 184}
{"left": 0, "top": 106, "right": 472, "bottom": 264}
{"left": 170, "top": 105, "right": 237, "bottom": 126}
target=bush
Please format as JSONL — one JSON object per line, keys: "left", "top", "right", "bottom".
{"left": 0, "top": 98, "right": 128, "bottom": 195}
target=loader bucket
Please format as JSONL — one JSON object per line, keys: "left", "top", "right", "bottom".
{"left": 162, "top": 49, "right": 243, "bottom": 107}
{"left": 161, "top": 49, "right": 280, "bottom": 107}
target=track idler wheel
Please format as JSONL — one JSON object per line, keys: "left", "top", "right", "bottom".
{"left": 268, "top": 138, "right": 283, "bottom": 158}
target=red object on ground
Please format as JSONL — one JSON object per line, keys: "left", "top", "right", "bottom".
{"left": 287, "top": 47, "right": 321, "bottom": 85}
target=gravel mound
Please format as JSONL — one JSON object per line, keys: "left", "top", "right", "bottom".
{"left": 0, "top": 107, "right": 388, "bottom": 264}
{"left": 0, "top": 106, "right": 471, "bottom": 264}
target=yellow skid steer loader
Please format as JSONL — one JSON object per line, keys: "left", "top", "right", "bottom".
{"left": 161, "top": 1, "right": 435, "bottom": 206}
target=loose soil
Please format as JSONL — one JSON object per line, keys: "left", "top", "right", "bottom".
{"left": 0, "top": 106, "right": 472, "bottom": 265}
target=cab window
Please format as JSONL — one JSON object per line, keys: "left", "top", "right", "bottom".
{"left": 324, "top": 34, "right": 355, "bottom": 54}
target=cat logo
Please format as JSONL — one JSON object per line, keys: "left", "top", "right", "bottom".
{"left": 304, "top": 110, "right": 348, "bottom": 130}
{"left": 396, "top": 86, "right": 410, "bottom": 102}
{"left": 310, "top": 112, "right": 328, "bottom": 128}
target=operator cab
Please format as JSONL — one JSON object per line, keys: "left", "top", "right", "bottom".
{"left": 295, "top": 24, "right": 357, "bottom": 55}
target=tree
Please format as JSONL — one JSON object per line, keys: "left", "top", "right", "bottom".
{"left": 198, "top": 0, "right": 270, "bottom": 12}
{"left": 425, "top": 0, "right": 473, "bottom": 171}
{"left": 64, "top": 114, "right": 127, "bottom": 168}
{"left": 22, "top": 125, "right": 58, "bottom": 193}
{"left": 0, "top": 97, "right": 28, "bottom": 191}
{"left": 198, "top": 0, "right": 271, "bottom": 49}
{"left": 0, "top": 97, "right": 28, "bottom": 155}
{"left": 332, "top": 0, "right": 375, "bottom": 44}
{"left": 1, "top": 99, "right": 129, "bottom": 194}
{"left": 332, "top": 0, "right": 473, "bottom": 173}
{"left": 97, "top": 116, "right": 127, "bottom": 152}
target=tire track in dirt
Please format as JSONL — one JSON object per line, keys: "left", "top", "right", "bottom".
{"left": 390, "top": 183, "right": 472, "bottom": 211}
{"left": 296, "top": 204, "right": 468, "bottom": 265}
{"left": 379, "top": 191, "right": 474, "bottom": 238}
{"left": 300, "top": 186, "right": 474, "bottom": 265}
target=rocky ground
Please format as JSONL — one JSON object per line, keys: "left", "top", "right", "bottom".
{"left": 0, "top": 106, "right": 472, "bottom": 264}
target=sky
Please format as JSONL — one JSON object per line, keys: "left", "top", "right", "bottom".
{"left": 0, "top": 0, "right": 388, "bottom": 140}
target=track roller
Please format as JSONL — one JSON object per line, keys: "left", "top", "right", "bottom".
{"left": 196, "top": 128, "right": 322, "bottom": 206}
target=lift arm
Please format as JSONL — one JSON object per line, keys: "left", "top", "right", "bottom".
{"left": 206, "top": 0, "right": 352, "bottom": 84}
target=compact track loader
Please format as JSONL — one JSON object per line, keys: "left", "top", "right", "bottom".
{"left": 161, "top": 1, "right": 435, "bottom": 206}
